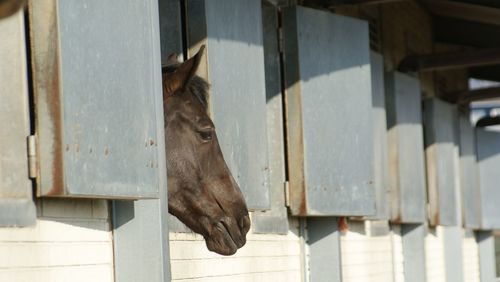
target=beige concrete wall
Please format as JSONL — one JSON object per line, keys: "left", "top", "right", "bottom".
{"left": 169, "top": 217, "right": 302, "bottom": 282}
{"left": 0, "top": 199, "right": 113, "bottom": 282}
{"left": 425, "top": 227, "right": 446, "bottom": 282}
{"left": 341, "top": 221, "right": 395, "bottom": 282}
{"left": 463, "top": 229, "right": 481, "bottom": 282}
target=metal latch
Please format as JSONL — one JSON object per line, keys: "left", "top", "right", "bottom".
{"left": 27, "top": 135, "right": 37, "bottom": 179}
{"left": 284, "top": 181, "right": 290, "bottom": 207}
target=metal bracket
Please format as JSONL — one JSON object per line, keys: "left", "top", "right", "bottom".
{"left": 27, "top": 135, "right": 37, "bottom": 179}
{"left": 284, "top": 181, "right": 290, "bottom": 207}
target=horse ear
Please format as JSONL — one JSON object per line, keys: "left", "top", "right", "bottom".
{"left": 162, "top": 45, "right": 205, "bottom": 96}
{"left": 166, "top": 53, "right": 181, "bottom": 65}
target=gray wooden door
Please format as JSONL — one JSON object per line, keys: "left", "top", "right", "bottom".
{"left": 0, "top": 10, "right": 36, "bottom": 226}
{"left": 283, "top": 6, "right": 375, "bottom": 216}
{"left": 29, "top": 0, "right": 164, "bottom": 199}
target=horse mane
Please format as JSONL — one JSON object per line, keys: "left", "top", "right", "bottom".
{"left": 162, "top": 64, "right": 209, "bottom": 110}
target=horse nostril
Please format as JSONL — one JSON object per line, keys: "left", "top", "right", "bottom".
{"left": 239, "top": 215, "right": 251, "bottom": 233}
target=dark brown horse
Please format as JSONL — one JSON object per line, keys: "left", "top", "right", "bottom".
{"left": 162, "top": 46, "right": 250, "bottom": 256}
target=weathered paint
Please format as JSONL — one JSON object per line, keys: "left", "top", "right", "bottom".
{"left": 283, "top": 6, "right": 375, "bottom": 216}
{"left": 29, "top": 0, "right": 163, "bottom": 199}
{"left": 423, "top": 98, "right": 460, "bottom": 226}
{"left": 28, "top": 0, "right": 64, "bottom": 196}
{"left": 385, "top": 72, "right": 427, "bottom": 223}
{"left": 0, "top": 9, "right": 36, "bottom": 226}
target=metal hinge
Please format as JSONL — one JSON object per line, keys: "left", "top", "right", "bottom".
{"left": 27, "top": 135, "right": 37, "bottom": 179}
{"left": 284, "top": 181, "right": 290, "bottom": 207}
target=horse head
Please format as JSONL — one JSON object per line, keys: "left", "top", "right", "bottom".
{"left": 162, "top": 46, "right": 250, "bottom": 256}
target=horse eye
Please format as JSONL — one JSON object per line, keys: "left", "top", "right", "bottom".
{"left": 198, "top": 130, "right": 213, "bottom": 142}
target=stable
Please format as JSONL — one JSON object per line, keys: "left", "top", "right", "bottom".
{"left": 1, "top": 0, "right": 500, "bottom": 281}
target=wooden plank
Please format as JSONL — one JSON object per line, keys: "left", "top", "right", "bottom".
{"left": 398, "top": 48, "right": 500, "bottom": 72}
{"left": 434, "top": 17, "right": 500, "bottom": 48}
{"left": 458, "top": 86, "right": 500, "bottom": 103}
{"left": 304, "top": 0, "right": 407, "bottom": 6}
{"left": 470, "top": 65, "right": 500, "bottom": 82}
{"left": 425, "top": 0, "right": 500, "bottom": 26}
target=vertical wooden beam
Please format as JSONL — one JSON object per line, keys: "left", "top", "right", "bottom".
{"left": 476, "top": 231, "right": 497, "bottom": 282}
{"left": 458, "top": 86, "right": 500, "bottom": 104}
{"left": 307, "top": 218, "right": 342, "bottom": 282}
{"left": 402, "top": 224, "right": 427, "bottom": 282}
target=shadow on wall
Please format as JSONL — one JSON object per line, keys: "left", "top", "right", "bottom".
{"left": 476, "top": 127, "right": 500, "bottom": 162}
{"left": 37, "top": 198, "right": 111, "bottom": 232}
{"left": 160, "top": 1, "right": 369, "bottom": 102}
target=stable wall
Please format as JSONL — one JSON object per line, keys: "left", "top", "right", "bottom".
{"left": 340, "top": 221, "right": 395, "bottom": 282}
{"left": 0, "top": 199, "right": 113, "bottom": 282}
{"left": 169, "top": 217, "right": 302, "bottom": 282}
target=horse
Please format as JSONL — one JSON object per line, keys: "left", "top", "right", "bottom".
{"left": 0, "top": 0, "right": 25, "bottom": 19}
{"left": 162, "top": 46, "right": 250, "bottom": 256}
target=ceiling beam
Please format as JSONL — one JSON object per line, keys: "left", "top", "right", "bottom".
{"left": 424, "top": 0, "right": 500, "bottom": 26}
{"left": 458, "top": 86, "right": 500, "bottom": 104}
{"left": 476, "top": 116, "right": 500, "bottom": 127}
{"left": 470, "top": 65, "right": 500, "bottom": 82}
{"left": 398, "top": 48, "right": 500, "bottom": 72}
{"left": 434, "top": 17, "right": 500, "bottom": 48}
{"left": 450, "top": 0, "right": 500, "bottom": 10}
{"left": 304, "top": 0, "right": 408, "bottom": 7}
